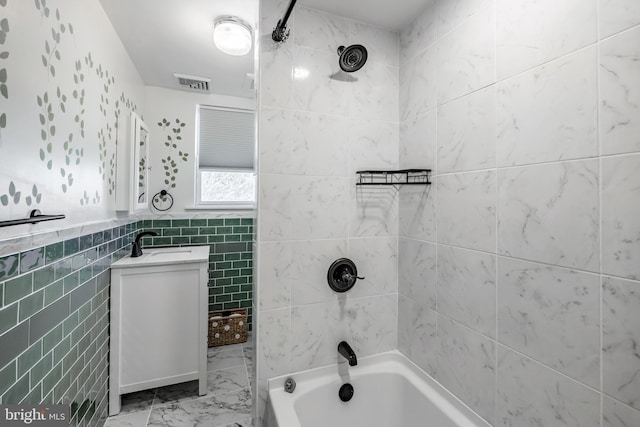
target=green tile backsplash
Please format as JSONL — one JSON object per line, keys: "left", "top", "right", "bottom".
{"left": 0, "top": 222, "right": 136, "bottom": 427}
{"left": 140, "top": 217, "right": 254, "bottom": 331}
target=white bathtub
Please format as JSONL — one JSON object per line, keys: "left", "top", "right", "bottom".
{"left": 267, "top": 351, "right": 489, "bottom": 427}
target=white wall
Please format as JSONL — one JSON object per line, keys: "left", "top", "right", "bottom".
{"left": 398, "top": 0, "right": 640, "bottom": 426}
{"left": 0, "top": 0, "right": 144, "bottom": 240}
{"left": 143, "top": 86, "right": 254, "bottom": 214}
{"left": 256, "top": 1, "right": 400, "bottom": 423}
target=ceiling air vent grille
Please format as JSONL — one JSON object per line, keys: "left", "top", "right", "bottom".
{"left": 174, "top": 73, "right": 211, "bottom": 92}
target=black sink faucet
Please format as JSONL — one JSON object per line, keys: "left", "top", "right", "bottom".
{"left": 131, "top": 231, "right": 158, "bottom": 257}
{"left": 338, "top": 341, "right": 357, "bottom": 366}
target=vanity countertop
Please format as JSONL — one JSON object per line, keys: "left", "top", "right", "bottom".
{"left": 112, "top": 245, "right": 210, "bottom": 269}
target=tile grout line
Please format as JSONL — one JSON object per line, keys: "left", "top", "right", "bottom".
{"left": 493, "top": 1, "right": 499, "bottom": 422}
{"left": 596, "top": 1, "right": 604, "bottom": 424}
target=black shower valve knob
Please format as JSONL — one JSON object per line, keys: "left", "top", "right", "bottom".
{"left": 327, "top": 258, "right": 363, "bottom": 293}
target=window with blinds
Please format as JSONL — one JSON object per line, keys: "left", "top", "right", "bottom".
{"left": 196, "top": 105, "right": 256, "bottom": 205}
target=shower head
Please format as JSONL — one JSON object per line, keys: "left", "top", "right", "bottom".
{"left": 337, "top": 44, "right": 368, "bottom": 73}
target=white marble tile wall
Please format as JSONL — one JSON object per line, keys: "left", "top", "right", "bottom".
{"left": 256, "top": 2, "right": 400, "bottom": 424}
{"left": 497, "top": 160, "right": 600, "bottom": 271}
{"left": 437, "top": 245, "right": 496, "bottom": 337}
{"left": 601, "top": 154, "right": 640, "bottom": 280}
{"left": 496, "top": 348, "right": 601, "bottom": 427}
{"left": 398, "top": 0, "right": 640, "bottom": 425}
{"left": 437, "top": 5, "right": 495, "bottom": 104}
{"left": 438, "top": 85, "right": 496, "bottom": 173}
{"left": 495, "top": 0, "right": 597, "bottom": 80}
{"left": 435, "top": 316, "right": 496, "bottom": 423}
{"left": 496, "top": 47, "right": 598, "bottom": 167}
{"left": 599, "top": 25, "right": 640, "bottom": 156}
{"left": 599, "top": 0, "right": 640, "bottom": 39}
{"left": 397, "top": 294, "right": 437, "bottom": 375}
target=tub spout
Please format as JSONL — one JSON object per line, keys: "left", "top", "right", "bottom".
{"left": 338, "top": 341, "right": 357, "bottom": 366}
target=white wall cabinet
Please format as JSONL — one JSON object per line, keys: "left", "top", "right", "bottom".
{"left": 116, "top": 112, "right": 150, "bottom": 213}
{"left": 109, "top": 246, "right": 210, "bottom": 415}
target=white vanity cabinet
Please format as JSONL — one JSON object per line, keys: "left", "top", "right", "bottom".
{"left": 109, "top": 246, "right": 210, "bottom": 416}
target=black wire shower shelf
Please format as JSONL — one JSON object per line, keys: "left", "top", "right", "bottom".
{"left": 356, "top": 169, "right": 432, "bottom": 186}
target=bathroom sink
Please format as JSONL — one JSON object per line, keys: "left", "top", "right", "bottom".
{"left": 148, "top": 249, "right": 197, "bottom": 262}
{"left": 111, "top": 246, "right": 210, "bottom": 268}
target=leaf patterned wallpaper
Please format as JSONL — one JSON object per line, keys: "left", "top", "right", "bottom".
{"left": 0, "top": 0, "right": 144, "bottom": 233}
{"left": 157, "top": 118, "right": 189, "bottom": 189}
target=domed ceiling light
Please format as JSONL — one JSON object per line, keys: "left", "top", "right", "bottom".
{"left": 213, "top": 16, "right": 253, "bottom": 56}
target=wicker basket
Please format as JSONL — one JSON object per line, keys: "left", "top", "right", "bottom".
{"left": 208, "top": 308, "right": 248, "bottom": 347}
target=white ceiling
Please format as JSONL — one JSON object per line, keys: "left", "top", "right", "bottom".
{"left": 99, "top": 0, "right": 257, "bottom": 99}
{"left": 301, "top": 0, "right": 431, "bottom": 31}
{"left": 99, "top": 0, "right": 431, "bottom": 99}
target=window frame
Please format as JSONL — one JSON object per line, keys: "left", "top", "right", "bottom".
{"left": 194, "top": 104, "right": 257, "bottom": 209}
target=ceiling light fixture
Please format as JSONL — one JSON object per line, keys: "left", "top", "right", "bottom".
{"left": 214, "top": 16, "right": 253, "bottom": 56}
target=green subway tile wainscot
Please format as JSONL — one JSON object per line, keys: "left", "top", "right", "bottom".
{"left": 216, "top": 226, "right": 232, "bottom": 235}
{"left": 63, "top": 238, "right": 80, "bottom": 257}
{"left": 225, "top": 253, "right": 240, "bottom": 261}
{"left": 232, "top": 292, "right": 247, "bottom": 301}
{"left": 30, "top": 352, "right": 53, "bottom": 389}
{"left": 0, "top": 304, "right": 18, "bottom": 335}
{"left": 208, "top": 235, "right": 224, "bottom": 243}
{"left": 171, "top": 236, "right": 190, "bottom": 245}
{"left": 199, "top": 227, "right": 217, "bottom": 235}
{"left": 19, "top": 290, "right": 44, "bottom": 322}
{"left": 44, "top": 243, "right": 64, "bottom": 264}
{"left": 44, "top": 279, "right": 64, "bottom": 306}
{"left": 33, "top": 265, "right": 55, "bottom": 291}
{"left": 22, "top": 383, "right": 42, "bottom": 404}
{"left": 3, "top": 373, "right": 30, "bottom": 404}
{"left": 0, "top": 361, "right": 17, "bottom": 397}
{"left": 18, "top": 341, "right": 42, "bottom": 377}
{"left": 223, "top": 302, "right": 240, "bottom": 310}
{"left": 20, "top": 248, "right": 45, "bottom": 274}
{"left": 162, "top": 228, "right": 182, "bottom": 237}
{"left": 5, "top": 274, "right": 33, "bottom": 305}
{"left": 43, "top": 324, "right": 63, "bottom": 354}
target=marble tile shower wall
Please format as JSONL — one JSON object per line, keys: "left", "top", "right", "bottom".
{"left": 397, "top": 0, "right": 640, "bottom": 426}
{"left": 257, "top": 1, "right": 400, "bottom": 421}
{"left": 0, "top": 221, "right": 138, "bottom": 427}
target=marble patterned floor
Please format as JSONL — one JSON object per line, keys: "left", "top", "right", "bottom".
{"left": 104, "top": 338, "right": 254, "bottom": 427}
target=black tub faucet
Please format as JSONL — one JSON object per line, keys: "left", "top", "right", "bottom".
{"left": 338, "top": 341, "right": 357, "bottom": 366}
{"left": 131, "top": 231, "right": 158, "bottom": 257}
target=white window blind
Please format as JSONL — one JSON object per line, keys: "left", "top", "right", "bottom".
{"left": 198, "top": 106, "right": 255, "bottom": 170}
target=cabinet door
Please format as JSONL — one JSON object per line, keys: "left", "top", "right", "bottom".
{"left": 120, "top": 268, "right": 200, "bottom": 387}
{"left": 116, "top": 112, "right": 150, "bottom": 212}
{"left": 132, "top": 114, "right": 150, "bottom": 211}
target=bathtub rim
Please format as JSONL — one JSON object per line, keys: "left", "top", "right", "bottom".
{"left": 267, "top": 350, "right": 491, "bottom": 427}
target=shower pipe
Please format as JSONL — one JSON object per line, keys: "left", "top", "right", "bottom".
{"left": 272, "top": 0, "right": 297, "bottom": 43}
